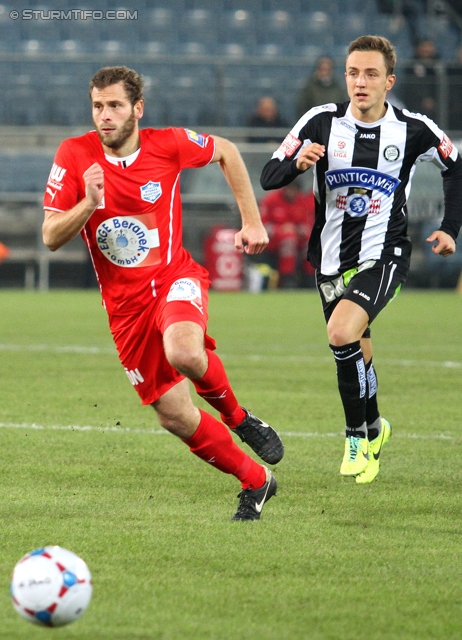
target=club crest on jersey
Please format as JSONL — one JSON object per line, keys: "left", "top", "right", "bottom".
{"left": 325, "top": 167, "right": 400, "bottom": 196}
{"left": 185, "top": 129, "right": 206, "bottom": 147}
{"left": 383, "top": 145, "right": 400, "bottom": 162}
{"left": 96, "top": 216, "right": 160, "bottom": 267}
{"left": 337, "top": 193, "right": 381, "bottom": 216}
{"left": 140, "top": 181, "right": 162, "bottom": 204}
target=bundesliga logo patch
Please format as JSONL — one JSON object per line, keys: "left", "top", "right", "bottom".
{"left": 185, "top": 129, "right": 206, "bottom": 147}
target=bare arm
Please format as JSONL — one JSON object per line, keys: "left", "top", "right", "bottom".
{"left": 211, "top": 135, "right": 268, "bottom": 254}
{"left": 43, "top": 163, "right": 104, "bottom": 251}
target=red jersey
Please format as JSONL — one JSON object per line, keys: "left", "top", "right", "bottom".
{"left": 259, "top": 189, "right": 315, "bottom": 234}
{"left": 43, "top": 128, "right": 216, "bottom": 315}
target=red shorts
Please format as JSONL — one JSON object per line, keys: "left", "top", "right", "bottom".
{"left": 109, "top": 275, "right": 216, "bottom": 405}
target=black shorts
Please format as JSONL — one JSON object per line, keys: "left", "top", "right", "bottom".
{"left": 316, "top": 252, "right": 410, "bottom": 336}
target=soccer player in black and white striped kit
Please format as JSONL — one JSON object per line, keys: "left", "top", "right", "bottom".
{"left": 261, "top": 35, "right": 462, "bottom": 483}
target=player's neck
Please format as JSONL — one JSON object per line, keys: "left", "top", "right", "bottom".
{"left": 102, "top": 132, "right": 141, "bottom": 158}
{"left": 350, "top": 101, "right": 388, "bottom": 124}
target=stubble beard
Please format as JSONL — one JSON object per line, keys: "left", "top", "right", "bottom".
{"left": 95, "top": 110, "right": 136, "bottom": 150}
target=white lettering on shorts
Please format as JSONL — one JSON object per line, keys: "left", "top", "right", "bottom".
{"left": 125, "top": 368, "right": 145, "bottom": 386}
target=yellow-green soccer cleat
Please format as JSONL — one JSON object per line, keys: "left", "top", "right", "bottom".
{"left": 356, "top": 418, "right": 392, "bottom": 484}
{"left": 340, "top": 436, "right": 370, "bottom": 476}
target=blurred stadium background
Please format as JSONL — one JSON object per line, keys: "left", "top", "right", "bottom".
{"left": 0, "top": 0, "right": 462, "bottom": 289}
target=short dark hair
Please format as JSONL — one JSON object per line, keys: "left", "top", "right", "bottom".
{"left": 89, "top": 66, "right": 144, "bottom": 105}
{"left": 347, "top": 35, "right": 396, "bottom": 76}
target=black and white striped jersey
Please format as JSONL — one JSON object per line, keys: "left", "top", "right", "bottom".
{"left": 260, "top": 101, "right": 462, "bottom": 276}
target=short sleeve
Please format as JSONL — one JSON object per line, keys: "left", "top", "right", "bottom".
{"left": 172, "top": 128, "right": 216, "bottom": 170}
{"left": 43, "top": 140, "right": 82, "bottom": 212}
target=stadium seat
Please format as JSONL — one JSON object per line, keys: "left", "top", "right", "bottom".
{"left": 257, "top": 9, "right": 293, "bottom": 46}
{"left": 220, "top": 10, "right": 257, "bottom": 48}
{"left": 138, "top": 7, "right": 178, "bottom": 44}
{"left": 0, "top": 151, "right": 55, "bottom": 192}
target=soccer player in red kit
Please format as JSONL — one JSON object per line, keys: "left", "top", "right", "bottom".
{"left": 259, "top": 180, "right": 316, "bottom": 287}
{"left": 42, "top": 66, "right": 283, "bottom": 521}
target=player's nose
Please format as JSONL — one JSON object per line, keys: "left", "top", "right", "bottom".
{"left": 100, "top": 106, "right": 112, "bottom": 120}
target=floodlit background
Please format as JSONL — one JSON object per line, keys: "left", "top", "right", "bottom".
{"left": 0, "top": 0, "right": 462, "bottom": 289}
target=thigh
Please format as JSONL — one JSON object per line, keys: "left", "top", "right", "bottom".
{"left": 157, "top": 275, "right": 216, "bottom": 351}
{"left": 109, "top": 305, "right": 185, "bottom": 406}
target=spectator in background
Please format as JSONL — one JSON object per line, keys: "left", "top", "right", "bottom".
{"left": 400, "top": 38, "right": 439, "bottom": 119}
{"left": 246, "top": 96, "right": 287, "bottom": 143}
{"left": 375, "top": 0, "right": 428, "bottom": 48}
{"left": 259, "top": 179, "right": 316, "bottom": 288}
{"left": 296, "top": 56, "right": 346, "bottom": 119}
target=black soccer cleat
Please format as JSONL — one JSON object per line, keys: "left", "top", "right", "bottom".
{"left": 231, "top": 468, "right": 277, "bottom": 521}
{"left": 233, "top": 408, "right": 284, "bottom": 465}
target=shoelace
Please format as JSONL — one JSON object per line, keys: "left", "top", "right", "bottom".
{"left": 348, "top": 436, "right": 362, "bottom": 461}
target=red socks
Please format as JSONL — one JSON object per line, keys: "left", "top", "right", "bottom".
{"left": 185, "top": 410, "right": 266, "bottom": 490}
{"left": 192, "top": 349, "right": 245, "bottom": 427}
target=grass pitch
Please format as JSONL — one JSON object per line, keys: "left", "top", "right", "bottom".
{"left": 1, "top": 289, "right": 462, "bottom": 640}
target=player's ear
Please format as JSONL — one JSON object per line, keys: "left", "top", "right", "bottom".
{"left": 134, "top": 99, "right": 144, "bottom": 120}
{"left": 386, "top": 74, "right": 396, "bottom": 91}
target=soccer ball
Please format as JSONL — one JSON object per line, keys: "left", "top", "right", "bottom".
{"left": 10, "top": 546, "right": 92, "bottom": 627}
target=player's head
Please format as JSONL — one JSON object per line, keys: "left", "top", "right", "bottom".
{"left": 90, "top": 66, "right": 144, "bottom": 152}
{"left": 89, "top": 66, "right": 144, "bottom": 105}
{"left": 345, "top": 35, "right": 396, "bottom": 120}
{"left": 347, "top": 35, "right": 396, "bottom": 77}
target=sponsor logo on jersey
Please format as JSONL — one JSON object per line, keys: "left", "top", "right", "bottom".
{"left": 336, "top": 193, "right": 381, "bottom": 216}
{"left": 340, "top": 120, "right": 358, "bottom": 134}
{"left": 359, "top": 133, "right": 376, "bottom": 139}
{"left": 96, "top": 215, "right": 160, "bottom": 267}
{"left": 383, "top": 145, "right": 400, "bottom": 162}
{"left": 140, "top": 181, "right": 162, "bottom": 204}
{"left": 185, "top": 129, "right": 206, "bottom": 147}
{"left": 438, "top": 133, "right": 454, "bottom": 159}
{"left": 325, "top": 167, "right": 400, "bottom": 196}
{"left": 47, "top": 163, "right": 66, "bottom": 190}
{"left": 278, "top": 133, "right": 302, "bottom": 157}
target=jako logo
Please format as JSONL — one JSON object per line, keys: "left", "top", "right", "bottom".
{"left": 359, "top": 133, "right": 376, "bottom": 139}
{"left": 353, "top": 289, "right": 371, "bottom": 301}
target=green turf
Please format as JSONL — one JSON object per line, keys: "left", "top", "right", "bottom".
{"left": 1, "top": 289, "right": 462, "bottom": 640}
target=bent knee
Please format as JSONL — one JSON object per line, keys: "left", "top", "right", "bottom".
{"left": 164, "top": 345, "right": 206, "bottom": 377}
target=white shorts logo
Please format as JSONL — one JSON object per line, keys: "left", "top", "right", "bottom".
{"left": 96, "top": 216, "right": 160, "bottom": 267}
{"left": 167, "top": 278, "right": 202, "bottom": 302}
